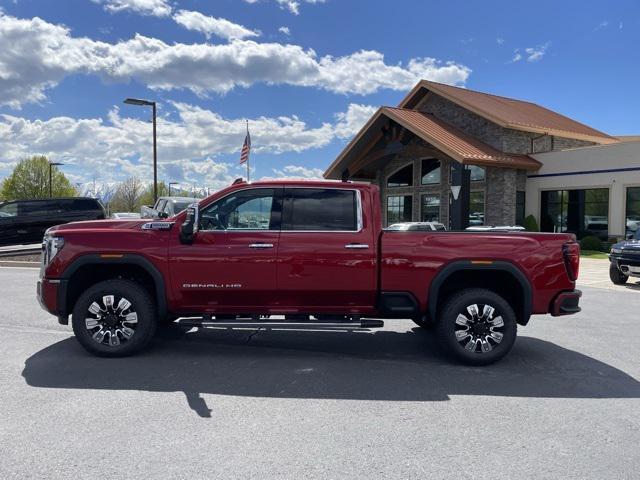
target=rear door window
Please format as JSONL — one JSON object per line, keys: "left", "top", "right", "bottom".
{"left": 0, "top": 202, "right": 18, "bottom": 218}
{"left": 282, "top": 188, "right": 358, "bottom": 231}
{"left": 71, "top": 199, "right": 99, "bottom": 211}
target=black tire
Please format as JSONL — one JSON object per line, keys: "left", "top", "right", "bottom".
{"left": 436, "top": 288, "right": 517, "bottom": 366}
{"left": 609, "top": 263, "right": 628, "bottom": 285}
{"left": 71, "top": 279, "right": 157, "bottom": 357}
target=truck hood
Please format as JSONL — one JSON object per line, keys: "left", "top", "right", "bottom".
{"left": 614, "top": 239, "right": 640, "bottom": 251}
{"left": 47, "top": 218, "right": 153, "bottom": 234}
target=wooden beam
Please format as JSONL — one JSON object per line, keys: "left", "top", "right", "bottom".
{"left": 348, "top": 131, "right": 384, "bottom": 175}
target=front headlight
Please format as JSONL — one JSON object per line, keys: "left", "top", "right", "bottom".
{"left": 611, "top": 247, "right": 622, "bottom": 254}
{"left": 42, "top": 235, "right": 65, "bottom": 266}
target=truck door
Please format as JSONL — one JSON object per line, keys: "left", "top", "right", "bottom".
{"left": 276, "top": 187, "right": 377, "bottom": 313}
{"left": 168, "top": 187, "right": 282, "bottom": 313}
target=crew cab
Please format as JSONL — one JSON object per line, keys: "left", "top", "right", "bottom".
{"left": 37, "top": 180, "right": 582, "bottom": 365}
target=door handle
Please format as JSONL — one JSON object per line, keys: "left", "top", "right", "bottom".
{"left": 249, "top": 243, "right": 274, "bottom": 249}
{"left": 344, "top": 243, "right": 369, "bottom": 249}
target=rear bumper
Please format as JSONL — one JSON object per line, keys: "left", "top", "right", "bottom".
{"left": 551, "top": 289, "right": 582, "bottom": 316}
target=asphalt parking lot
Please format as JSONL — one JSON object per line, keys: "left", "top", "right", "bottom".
{"left": 0, "top": 264, "right": 638, "bottom": 479}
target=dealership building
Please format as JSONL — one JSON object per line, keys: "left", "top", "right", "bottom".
{"left": 324, "top": 80, "right": 640, "bottom": 239}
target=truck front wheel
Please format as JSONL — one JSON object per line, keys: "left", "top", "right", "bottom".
{"left": 71, "top": 279, "right": 157, "bottom": 357}
{"left": 609, "top": 263, "right": 628, "bottom": 285}
{"left": 436, "top": 288, "right": 517, "bottom": 366}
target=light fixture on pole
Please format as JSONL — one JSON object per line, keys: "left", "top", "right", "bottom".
{"left": 49, "top": 162, "right": 64, "bottom": 198}
{"left": 124, "top": 97, "right": 158, "bottom": 203}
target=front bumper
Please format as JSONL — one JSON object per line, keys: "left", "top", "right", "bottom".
{"left": 610, "top": 253, "right": 640, "bottom": 276}
{"left": 551, "top": 289, "right": 582, "bottom": 316}
{"left": 37, "top": 278, "right": 68, "bottom": 319}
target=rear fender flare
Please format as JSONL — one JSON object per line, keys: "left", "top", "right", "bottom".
{"left": 428, "top": 260, "right": 532, "bottom": 324}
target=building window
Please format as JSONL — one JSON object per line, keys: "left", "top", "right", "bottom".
{"left": 540, "top": 189, "right": 609, "bottom": 239}
{"left": 421, "top": 158, "right": 441, "bottom": 185}
{"left": 387, "top": 195, "right": 412, "bottom": 224}
{"left": 626, "top": 187, "right": 640, "bottom": 238}
{"left": 421, "top": 195, "right": 440, "bottom": 222}
{"left": 469, "top": 165, "right": 485, "bottom": 182}
{"left": 449, "top": 164, "right": 485, "bottom": 183}
{"left": 516, "top": 191, "right": 525, "bottom": 225}
{"left": 387, "top": 164, "right": 413, "bottom": 187}
{"left": 469, "top": 191, "right": 485, "bottom": 226}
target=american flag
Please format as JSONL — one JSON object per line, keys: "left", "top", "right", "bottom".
{"left": 240, "top": 127, "right": 251, "bottom": 165}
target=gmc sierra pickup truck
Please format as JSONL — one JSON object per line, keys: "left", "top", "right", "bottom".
{"left": 37, "top": 179, "right": 582, "bottom": 365}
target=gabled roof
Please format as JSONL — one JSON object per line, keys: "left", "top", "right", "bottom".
{"left": 323, "top": 107, "right": 541, "bottom": 179}
{"left": 399, "top": 80, "right": 618, "bottom": 145}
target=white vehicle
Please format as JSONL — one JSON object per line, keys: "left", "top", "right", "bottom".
{"left": 141, "top": 196, "right": 198, "bottom": 219}
{"left": 387, "top": 222, "right": 447, "bottom": 232}
{"left": 466, "top": 225, "right": 526, "bottom": 232}
{"left": 111, "top": 212, "right": 141, "bottom": 219}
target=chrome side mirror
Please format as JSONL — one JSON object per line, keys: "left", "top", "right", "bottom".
{"left": 179, "top": 203, "right": 199, "bottom": 245}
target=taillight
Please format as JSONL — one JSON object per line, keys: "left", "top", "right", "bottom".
{"left": 563, "top": 242, "right": 580, "bottom": 281}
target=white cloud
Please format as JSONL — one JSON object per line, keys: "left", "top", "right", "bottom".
{"left": 525, "top": 42, "right": 549, "bottom": 62}
{"left": 278, "top": 26, "right": 291, "bottom": 36}
{"left": 595, "top": 20, "right": 609, "bottom": 30}
{"left": 173, "top": 10, "right": 260, "bottom": 40}
{"left": 334, "top": 103, "right": 377, "bottom": 139}
{"left": 510, "top": 43, "right": 549, "bottom": 63}
{"left": 263, "top": 165, "right": 324, "bottom": 180}
{"left": 0, "top": 102, "right": 377, "bottom": 185}
{"left": 92, "top": 0, "right": 172, "bottom": 17}
{"left": 249, "top": 0, "right": 325, "bottom": 15}
{"left": 496, "top": 37, "right": 504, "bottom": 45}
{"left": 0, "top": 13, "right": 471, "bottom": 108}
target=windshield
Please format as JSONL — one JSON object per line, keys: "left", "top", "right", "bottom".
{"left": 173, "top": 201, "right": 195, "bottom": 214}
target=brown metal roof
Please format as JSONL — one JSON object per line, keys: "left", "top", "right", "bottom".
{"left": 399, "top": 81, "right": 618, "bottom": 144}
{"left": 323, "top": 107, "right": 541, "bottom": 179}
{"left": 382, "top": 107, "right": 541, "bottom": 170}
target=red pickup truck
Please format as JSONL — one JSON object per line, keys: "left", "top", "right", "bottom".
{"left": 38, "top": 179, "right": 581, "bottom": 365}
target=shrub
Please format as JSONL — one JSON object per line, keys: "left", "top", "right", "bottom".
{"left": 580, "top": 235, "right": 603, "bottom": 252}
{"left": 522, "top": 215, "right": 539, "bottom": 232}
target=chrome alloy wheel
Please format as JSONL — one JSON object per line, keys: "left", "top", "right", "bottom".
{"left": 84, "top": 295, "right": 138, "bottom": 347}
{"left": 454, "top": 303, "right": 505, "bottom": 354}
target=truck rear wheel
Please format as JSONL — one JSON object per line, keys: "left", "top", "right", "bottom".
{"left": 71, "top": 279, "right": 157, "bottom": 357}
{"left": 609, "top": 263, "right": 628, "bottom": 285}
{"left": 436, "top": 288, "right": 517, "bottom": 366}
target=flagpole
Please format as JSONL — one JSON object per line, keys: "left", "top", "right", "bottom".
{"left": 246, "top": 120, "right": 250, "bottom": 182}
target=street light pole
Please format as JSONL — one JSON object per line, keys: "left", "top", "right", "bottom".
{"left": 49, "top": 162, "right": 64, "bottom": 198}
{"left": 124, "top": 98, "right": 158, "bottom": 204}
{"left": 152, "top": 102, "right": 157, "bottom": 204}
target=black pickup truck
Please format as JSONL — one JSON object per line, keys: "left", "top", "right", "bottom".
{"left": 609, "top": 229, "right": 640, "bottom": 284}
{"left": 0, "top": 197, "right": 105, "bottom": 246}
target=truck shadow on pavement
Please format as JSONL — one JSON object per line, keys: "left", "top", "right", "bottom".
{"left": 22, "top": 326, "right": 640, "bottom": 417}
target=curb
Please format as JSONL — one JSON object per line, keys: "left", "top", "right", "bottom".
{"left": 0, "top": 260, "right": 40, "bottom": 268}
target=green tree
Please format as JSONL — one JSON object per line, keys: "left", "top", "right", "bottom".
{"left": 138, "top": 181, "right": 170, "bottom": 208}
{"left": 0, "top": 155, "right": 76, "bottom": 200}
{"left": 109, "top": 178, "right": 145, "bottom": 213}
{"left": 522, "top": 214, "right": 539, "bottom": 232}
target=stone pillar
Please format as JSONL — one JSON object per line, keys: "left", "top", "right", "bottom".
{"left": 485, "top": 167, "right": 518, "bottom": 225}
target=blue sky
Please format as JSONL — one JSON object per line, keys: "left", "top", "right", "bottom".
{"left": 0, "top": 0, "right": 638, "bottom": 193}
